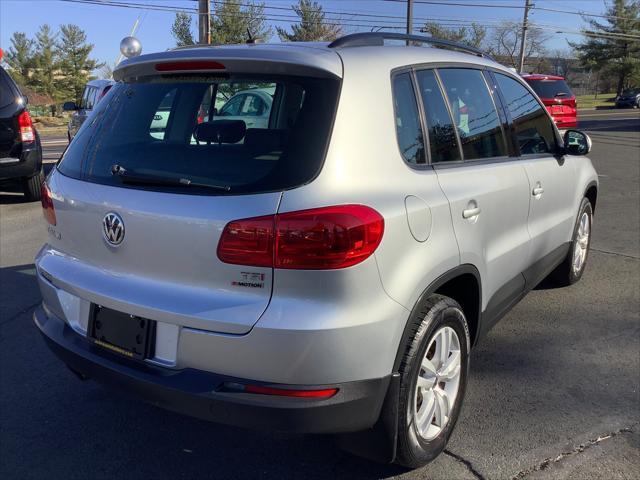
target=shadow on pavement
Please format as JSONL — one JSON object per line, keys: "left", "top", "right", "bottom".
{"left": 0, "top": 263, "right": 411, "bottom": 480}
{"left": 580, "top": 118, "right": 640, "bottom": 133}
{"left": 0, "top": 164, "right": 55, "bottom": 205}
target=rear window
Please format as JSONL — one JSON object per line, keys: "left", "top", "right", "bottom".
{"left": 57, "top": 74, "right": 339, "bottom": 195}
{"left": 525, "top": 79, "right": 573, "bottom": 99}
{"left": 0, "top": 68, "right": 19, "bottom": 108}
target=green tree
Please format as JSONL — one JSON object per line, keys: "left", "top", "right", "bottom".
{"left": 32, "top": 24, "right": 59, "bottom": 110}
{"left": 57, "top": 24, "right": 103, "bottom": 103}
{"left": 211, "top": 0, "right": 272, "bottom": 45}
{"left": 277, "top": 0, "right": 341, "bottom": 42}
{"left": 4, "top": 32, "right": 35, "bottom": 87}
{"left": 172, "top": 12, "right": 195, "bottom": 47}
{"left": 572, "top": 0, "right": 640, "bottom": 96}
{"left": 420, "top": 22, "right": 486, "bottom": 49}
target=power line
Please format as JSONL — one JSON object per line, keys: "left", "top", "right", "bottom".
{"left": 384, "top": 0, "right": 640, "bottom": 23}
{"left": 56, "top": 0, "right": 640, "bottom": 42}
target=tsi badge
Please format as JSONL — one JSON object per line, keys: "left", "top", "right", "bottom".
{"left": 232, "top": 272, "right": 265, "bottom": 289}
{"left": 103, "top": 212, "right": 125, "bottom": 246}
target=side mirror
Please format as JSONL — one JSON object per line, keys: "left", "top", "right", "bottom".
{"left": 563, "top": 130, "right": 592, "bottom": 156}
{"left": 63, "top": 101, "right": 78, "bottom": 111}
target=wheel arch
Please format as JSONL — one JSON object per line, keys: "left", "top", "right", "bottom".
{"left": 392, "top": 264, "right": 482, "bottom": 373}
{"left": 585, "top": 181, "right": 598, "bottom": 213}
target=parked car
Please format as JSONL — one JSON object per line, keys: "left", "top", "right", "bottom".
{"left": 63, "top": 79, "right": 115, "bottom": 141}
{"left": 615, "top": 88, "right": 640, "bottom": 108}
{"left": 522, "top": 74, "right": 577, "bottom": 130}
{"left": 216, "top": 88, "right": 274, "bottom": 129}
{"left": 0, "top": 64, "right": 43, "bottom": 200}
{"left": 34, "top": 33, "right": 598, "bottom": 468}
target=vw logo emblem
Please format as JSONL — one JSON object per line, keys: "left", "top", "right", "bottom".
{"left": 103, "top": 212, "right": 125, "bottom": 246}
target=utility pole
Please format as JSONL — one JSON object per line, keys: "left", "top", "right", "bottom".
{"left": 198, "top": 0, "right": 211, "bottom": 44}
{"left": 517, "top": 0, "right": 532, "bottom": 73}
{"left": 406, "top": 0, "right": 414, "bottom": 44}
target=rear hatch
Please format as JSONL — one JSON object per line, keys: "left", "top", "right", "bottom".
{"left": 45, "top": 52, "right": 341, "bottom": 334}
{"left": 525, "top": 77, "right": 576, "bottom": 128}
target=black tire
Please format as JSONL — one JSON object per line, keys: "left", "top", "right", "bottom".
{"left": 547, "top": 197, "right": 593, "bottom": 287}
{"left": 22, "top": 169, "right": 44, "bottom": 202}
{"left": 395, "top": 294, "right": 470, "bottom": 468}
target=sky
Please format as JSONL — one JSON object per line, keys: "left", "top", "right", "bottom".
{"left": 0, "top": 0, "right": 613, "bottom": 69}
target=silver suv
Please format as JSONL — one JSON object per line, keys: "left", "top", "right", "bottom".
{"left": 34, "top": 33, "right": 598, "bottom": 468}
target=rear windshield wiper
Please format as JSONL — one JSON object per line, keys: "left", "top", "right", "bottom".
{"left": 111, "top": 165, "right": 231, "bottom": 192}
{"left": 555, "top": 92, "right": 568, "bottom": 97}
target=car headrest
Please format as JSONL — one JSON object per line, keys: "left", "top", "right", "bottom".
{"left": 194, "top": 120, "right": 246, "bottom": 144}
{"left": 244, "top": 129, "right": 287, "bottom": 152}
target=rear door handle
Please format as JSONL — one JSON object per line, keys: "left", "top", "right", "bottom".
{"left": 532, "top": 184, "right": 544, "bottom": 196}
{"left": 462, "top": 207, "right": 481, "bottom": 219}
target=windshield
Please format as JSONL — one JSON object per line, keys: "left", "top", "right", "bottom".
{"left": 622, "top": 88, "right": 640, "bottom": 96}
{"left": 526, "top": 79, "right": 573, "bottom": 99}
{"left": 57, "top": 74, "right": 340, "bottom": 195}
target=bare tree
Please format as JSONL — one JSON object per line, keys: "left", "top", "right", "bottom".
{"left": 488, "top": 21, "right": 550, "bottom": 70}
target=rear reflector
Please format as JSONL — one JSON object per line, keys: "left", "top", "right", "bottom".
{"left": 217, "top": 205, "right": 384, "bottom": 270}
{"left": 41, "top": 182, "right": 56, "bottom": 226}
{"left": 18, "top": 110, "right": 35, "bottom": 143}
{"left": 244, "top": 384, "right": 338, "bottom": 399}
{"left": 155, "top": 60, "right": 226, "bottom": 72}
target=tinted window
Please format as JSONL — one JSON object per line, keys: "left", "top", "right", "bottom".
{"left": 0, "top": 75, "right": 15, "bottom": 108}
{"left": 57, "top": 75, "right": 340, "bottom": 195}
{"left": 438, "top": 69, "right": 507, "bottom": 161}
{"left": 416, "top": 70, "right": 460, "bottom": 163}
{"left": 525, "top": 79, "right": 572, "bottom": 99}
{"left": 495, "top": 73, "right": 557, "bottom": 155}
{"left": 392, "top": 73, "right": 425, "bottom": 165}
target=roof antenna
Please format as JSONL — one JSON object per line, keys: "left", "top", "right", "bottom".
{"left": 246, "top": 28, "right": 257, "bottom": 44}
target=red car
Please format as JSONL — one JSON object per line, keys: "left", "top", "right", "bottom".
{"left": 522, "top": 74, "right": 577, "bottom": 130}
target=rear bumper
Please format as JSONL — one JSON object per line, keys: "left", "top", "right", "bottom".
{"left": 34, "top": 306, "right": 389, "bottom": 434}
{"left": 0, "top": 139, "right": 42, "bottom": 181}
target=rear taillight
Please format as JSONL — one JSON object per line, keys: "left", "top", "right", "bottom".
{"left": 217, "top": 205, "right": 384, "bottom": 270}
{"left": 18, "top": 111, "right": 35, "bottom": 143}
{"left": 41, "top": 182, "right": 56, "bottom": 225}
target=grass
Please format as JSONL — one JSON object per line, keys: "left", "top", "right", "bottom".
{"left": 575, "top": 93, "right": 617, "bottom": 109}
{"left": 32, "top": 116, "right": 68, "bottom": 136}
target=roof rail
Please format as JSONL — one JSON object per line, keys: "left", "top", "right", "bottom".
{"left": 327, "top": 32, "right": 492, "bottom": 60}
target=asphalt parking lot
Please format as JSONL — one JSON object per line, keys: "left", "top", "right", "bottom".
{"left": 1, "top": 109, "right": 638, "bottom": 479}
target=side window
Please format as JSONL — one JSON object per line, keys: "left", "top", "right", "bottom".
{"left": 219, "top": 95, "right": 244, "bottom": 116}
{"left": 437, "top": 68, "right": 507, "bottom": 161}
{"left": 86, "top": 87, "right": 98, "bottom": 110}
{"left": 415, "top": 70, "right": 460, "bottom": 163}
{"left": 243, "top": 94, "right": 266, "bottom": 116}
{"left": 392, "top": 72, "right": 425, "bottom": 165}
{"left": 80, "top": 86, "right": 91, "bottom": 109}
{"left": 149, "top": 88, "right": 177, "bottom": 140}
{"left": 494, "top": 73, "right": 557, "bottom": 155}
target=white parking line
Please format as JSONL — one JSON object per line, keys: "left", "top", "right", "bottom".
{"left": 41, "top": 140, "right": 68, "bottom": 146}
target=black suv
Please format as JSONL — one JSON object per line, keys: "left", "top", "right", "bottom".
{"left": 0, "top": 65, "right": 43, "bottom": 200}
